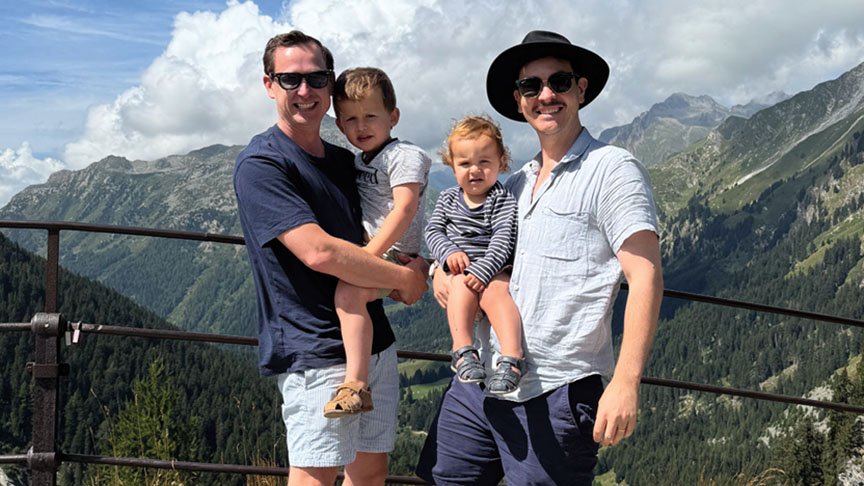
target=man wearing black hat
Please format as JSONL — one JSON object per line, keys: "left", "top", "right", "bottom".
{"left": 416, "top": 31, "right": 663, "bottom": 485}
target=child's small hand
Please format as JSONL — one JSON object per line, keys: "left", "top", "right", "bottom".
{"left": 446, "top": 252, "right": 470, "bottom": 275}
{"left": 463, "top": 273, "right": 486, "bottom": 293}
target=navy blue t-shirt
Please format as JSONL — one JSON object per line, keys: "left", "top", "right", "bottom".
{"left": 234, "top": 125, "right": 394, "bottom": 376}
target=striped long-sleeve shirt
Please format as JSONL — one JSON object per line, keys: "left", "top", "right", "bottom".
{"left": 425, "top": 181, "right": 518, "bottom": 285}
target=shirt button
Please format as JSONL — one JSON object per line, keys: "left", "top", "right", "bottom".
{"left": 512, "top": 284, "right": 519, "bottom": 291}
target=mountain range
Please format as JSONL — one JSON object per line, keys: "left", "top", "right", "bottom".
{"left": 599, "top": 91, "right": 789, "bottom": 166}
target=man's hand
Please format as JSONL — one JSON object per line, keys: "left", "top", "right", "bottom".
{"left": 432, "top": 265, "right": 452, "bottom": 309}
{"left": 463, "top": 273, "right": 486, "bottom": 293}
{"left": 592, "top": 377, "right": 639, "bottom": 447}
{"left": 393, "top": 255, "right": 428, "bottom": 305}
{"left": 446, "top": 252, "right": 470, "bottom": 275}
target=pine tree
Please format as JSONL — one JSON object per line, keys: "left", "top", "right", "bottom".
{"left": 92, "top": 356, "right": 200, "bottom": 486}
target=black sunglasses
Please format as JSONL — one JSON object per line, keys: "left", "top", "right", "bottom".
{"left": 515, "top": 72, "right": 578, "bottom": 98}
{"left": 269, "top": 70, "right": 333, "bottom": 90}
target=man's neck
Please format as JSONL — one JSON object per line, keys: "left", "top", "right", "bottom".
{"left": 277, "top": 120, "right": 326, "bottom": 158}
{"left": 538, "top": 125, "right": 582, "bottom": 168}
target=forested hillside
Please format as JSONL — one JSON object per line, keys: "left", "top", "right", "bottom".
{"left": 0, "top": 232, "right": 282, "bottom": 485}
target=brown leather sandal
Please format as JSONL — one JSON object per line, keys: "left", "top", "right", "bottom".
{"left": 323, "top": 381, "right": 374, "bottom": 418}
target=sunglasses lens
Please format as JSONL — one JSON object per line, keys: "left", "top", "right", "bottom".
{"left": 305, "top": 72, "right": 330, "bottom": 89}
{"left": 548, "top": 73, "right": 574, "bottom": 94}
{"left": 516, "top": 77, "right": 542, "bottom": 98}
{"left": 276, "top": 74, "right": 302, "bottom": 90}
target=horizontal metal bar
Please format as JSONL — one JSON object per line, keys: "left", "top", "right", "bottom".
{"left": 642, "top": 377, "right": 864, "bottom": 414}
{"left": 622, "top": 283, "right": 864, "bottom": 329}
{"left": 62, "top": 454, "right": 430, "bottom": 484}
{"left": 0, "top": 454, "right": 28, "bottom": 465}
{"left": 72, "top": 323, "right": 258, "bottom": 346}
{"left": 0, "top": 323, "right": 32, "bottom": 332}
{"left": 0, "top": 220, "right": 244, "bottom": 245}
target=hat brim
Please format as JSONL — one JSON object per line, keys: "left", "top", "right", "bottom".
{"left": 486, "top": 42, "right": 609, "bottom": 122}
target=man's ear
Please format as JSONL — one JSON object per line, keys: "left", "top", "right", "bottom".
{"left": 577, "top": 77, "right": 588, "bottom": 104}
{"left": 390, "top": 107, "right": 400, "bottom": 128}
{"left": 264, "top": 75, "right": 276, "bottom": 100}
{"left": 513, "top": 90, "right": 522, "bottom": 115}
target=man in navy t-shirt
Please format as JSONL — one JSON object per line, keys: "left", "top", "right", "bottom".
{"left": 233, "top": 31, "right": 428, "bottom": 486}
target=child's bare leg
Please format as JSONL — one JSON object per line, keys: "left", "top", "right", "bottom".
{"left": 334, "top": 280, "right": 379, "bottom": 388}
{"left": 447, "top": 274, "right": 480, "bottom": 353}
{"left": 447, "top": 274, "right": 485, "bottom": 383}
{"left": 479, "top": 273, "right": 523, "bottom": 360}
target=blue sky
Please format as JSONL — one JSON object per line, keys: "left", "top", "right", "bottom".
{"left": 0, "top": 0, "right": 283, "bottom": 157}
{"left": 2, "top": 0, "right": 864, "bottom": 206}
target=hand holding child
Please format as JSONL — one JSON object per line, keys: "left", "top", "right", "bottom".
{"left": 446, "top": 251, "right": 470, "bottom": 275}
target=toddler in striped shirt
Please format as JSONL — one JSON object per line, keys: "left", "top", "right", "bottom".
{"left": 426, "top": 115, "right": 524, "bottom": 394}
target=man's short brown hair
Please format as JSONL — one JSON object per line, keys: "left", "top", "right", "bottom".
{"left": 263, "top": 30, "right": 334, "bottom": 75}
{"left": 332, "top": 67, "right": 397, "bottom": 118}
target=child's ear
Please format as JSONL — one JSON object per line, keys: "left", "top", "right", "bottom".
{"left": 335, "top": 118, "right": 345, "bottom": 134}
{"left": 390, "top": 107, "right": 400, "bottom": 128}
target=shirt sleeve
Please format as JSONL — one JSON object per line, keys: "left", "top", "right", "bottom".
{"left": 425, "top": 190, "right": 463, "bottom": 267}
{"left": 234, "top": 155, "right": 317, "bottom": 248}
{"left": 597, "top": 155, "right": 659, "bottom": 254}
{"left": 465, "top": 190, "right": 518, "bottom": 285}
{"left": 387, "top": 145, "right": 431, "bottom": 187}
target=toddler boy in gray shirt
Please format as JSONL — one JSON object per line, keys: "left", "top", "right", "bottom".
{"left": 324, "top": 67, "right": 431, "bottom": 417}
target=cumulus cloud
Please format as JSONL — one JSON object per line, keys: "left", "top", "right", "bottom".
{"left": 58, "top": 0, "right": 864, "bottom": 170}
{"left": 64, "top": 1, "right": 284, "bottom": 167}
{"left": 0, "top": 142, "right": 64, "bottom": 206}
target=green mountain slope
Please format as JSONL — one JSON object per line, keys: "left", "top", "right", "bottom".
{"left": 0, "top": 118, "right": 351, "bottom": 337}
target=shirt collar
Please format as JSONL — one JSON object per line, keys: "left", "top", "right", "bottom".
{"left": 527, "top": 127, "right": 594, "bottom": 174}
{"left": 361, "top": 137, "right": 398, "bottom": 164}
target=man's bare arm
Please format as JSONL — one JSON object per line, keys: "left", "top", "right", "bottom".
{"left": 278, "top": 223, "right": 428, "bottom": 304}
{"left": 593, "top": 229, "right": 663, "bottom": 447}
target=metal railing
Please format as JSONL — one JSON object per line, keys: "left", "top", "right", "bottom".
{"left": 1, "top": 219, "right": 863, "bottom": 485}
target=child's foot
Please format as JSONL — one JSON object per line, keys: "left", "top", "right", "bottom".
{"left": 488, "top": 356, "right": 525, "bottom": 395}
{"left": 323, "top": 381, "right": 373, "bottom": 418}
{"left": 450, "top": 346, "right": 486, "bottom": 384}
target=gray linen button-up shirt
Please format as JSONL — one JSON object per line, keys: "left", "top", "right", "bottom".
{"left": 478, "top": 128, "right": 658, "bottom": 402}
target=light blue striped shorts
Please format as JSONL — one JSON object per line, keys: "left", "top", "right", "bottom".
{"left": 276, "top": 344, "right": 399, "bottom": 467}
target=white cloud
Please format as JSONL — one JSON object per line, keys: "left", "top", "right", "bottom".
{"left": 0, "top": 142, "right": 64, "bottom": 207}
{"left": 64, "top": 0, "right": 285, "bottom": 167}
{"left": 58, "top": 0, "right": 864, "bottom": 171}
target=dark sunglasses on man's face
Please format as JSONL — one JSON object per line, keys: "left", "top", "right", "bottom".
{"left": 269, "top": 70, "right": 333, "bottom": 90}
{"left": 515, "top": 72, "right": 578, "bottom": 98}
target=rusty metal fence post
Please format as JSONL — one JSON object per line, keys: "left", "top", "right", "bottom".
{"left": 28, "top": 229, "right": 63, "bottom": 485}
{"left": 27, "top": 313, "right": 66, "bottom": 486}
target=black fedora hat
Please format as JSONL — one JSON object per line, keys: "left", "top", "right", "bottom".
{"left": 486, "top": 30, "right": 609, "bottom": 122}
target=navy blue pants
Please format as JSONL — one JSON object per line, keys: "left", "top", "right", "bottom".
{"left": 415, "top": 375, "right": 603, "bottom": 485}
